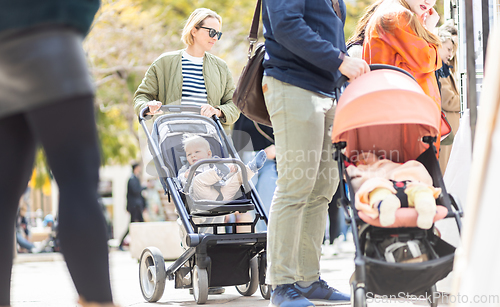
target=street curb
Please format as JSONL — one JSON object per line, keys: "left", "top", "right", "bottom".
{"left": 14, "top": 252, "right": 64, "bottom": 264}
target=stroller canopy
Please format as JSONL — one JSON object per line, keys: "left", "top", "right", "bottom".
{"left": 331, "top": 69, "right": 440, "bottom": 163}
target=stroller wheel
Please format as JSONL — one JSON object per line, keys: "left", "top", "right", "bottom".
{"left": 193, "top": 265, "right": 209, "bottom": 304}
{"left": 427, "top": 284, "right": 438, "bottom": 307}
{"left": 139, "top": 247, "right": 166, "bottom": 302}
{"left": 352, "top": 286, "right": 366, "bottom": 307}
{"left": 235, "top": 256, "right": 259, "bottom": 296}
{"left": 259, "top": 284, "right": 272, "bottom": 300}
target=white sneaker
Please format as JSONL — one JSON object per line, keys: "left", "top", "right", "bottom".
{"left": 378, "top": 194, "right": 401, "bottom": 226}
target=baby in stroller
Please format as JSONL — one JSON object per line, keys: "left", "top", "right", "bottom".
{"left": 177, "top": 134, "right": 267, "bottom": 201}
{"left": 346, "top": 152, "right": 441, "bottom": 229}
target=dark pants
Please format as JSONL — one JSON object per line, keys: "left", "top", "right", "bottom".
{"left": 0, "top": 96, "right": 113, "bottom": 304}
{"left": 119, "top": 206, "right": 144, "bottom": 247}
{"left": 327, "top": 187, "right": 342, "bottom": 244}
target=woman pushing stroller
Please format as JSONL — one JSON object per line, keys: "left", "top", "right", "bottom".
{"left": 133, "top": 8, "right": 239, "bottom": 128}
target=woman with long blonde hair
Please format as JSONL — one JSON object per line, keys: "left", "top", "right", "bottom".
{"left": 363, "top": 0, "right": 443, "bottom": 152}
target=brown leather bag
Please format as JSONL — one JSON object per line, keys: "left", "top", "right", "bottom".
{"left": 233, "top": 0, "right": 271, "bottom": 127}
{"left": 233, "top": 0, "right": 342, "bottom": 127}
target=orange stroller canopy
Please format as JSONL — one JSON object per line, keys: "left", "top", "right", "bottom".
{"left": 332, "top": 69, "right": 440, "bottom": 163}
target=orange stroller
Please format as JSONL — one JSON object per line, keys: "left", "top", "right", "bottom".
{"left": 331, "top": 65, "right": 463, "bottom": 307}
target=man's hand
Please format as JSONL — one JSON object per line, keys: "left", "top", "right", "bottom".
{"left": 338, "top": 55, "right": 370, "bottom": 82}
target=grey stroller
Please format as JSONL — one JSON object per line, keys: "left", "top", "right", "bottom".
{"left": 137, "top": 104, "right": 271, "bottom": 304}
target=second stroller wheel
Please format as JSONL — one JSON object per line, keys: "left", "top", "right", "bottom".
{"left": 352, "top": 287, "right": 366, "bottom": 307}
{"left": 259, "top": 284, "right": 272, "bottom": 300}
{"left": 235, "top": 256, "right": 259, "bottom": 296}
{"left": 139, "top": 247, "right": 166, "bottom": 302}
{"left": 193, "top": 265, "right": 209, "bottom": 304}
{"left": 428, "top": 284, "right": 438, "bottom": 307}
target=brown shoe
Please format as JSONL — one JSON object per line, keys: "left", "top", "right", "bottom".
{"left": 78, "top": 297, "right": 119, "bottom": 307}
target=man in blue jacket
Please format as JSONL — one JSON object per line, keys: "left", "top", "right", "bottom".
{"left": 262, "top": 0, "right": 370, "bottom": 306}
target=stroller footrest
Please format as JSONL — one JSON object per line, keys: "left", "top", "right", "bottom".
{"left": 191, "top": 199, "right": 254, "bottom": 216}
{"left": 191, "top": 200, "right": 255, "bottom": 216}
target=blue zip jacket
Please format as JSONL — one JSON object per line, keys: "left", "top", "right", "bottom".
{"left": 262, "top": 0, "right": 347, "bottom": 98}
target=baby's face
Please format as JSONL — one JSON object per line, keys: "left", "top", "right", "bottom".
{"left": 185, "top": 144, "right": 212, "bottom": 165}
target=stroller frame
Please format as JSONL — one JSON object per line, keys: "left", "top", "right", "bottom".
{"left": 331, "top": 65, "right": 464, "bottom": 307}
{"left": 137, "top": 105, "right": 270, "bottom": 304}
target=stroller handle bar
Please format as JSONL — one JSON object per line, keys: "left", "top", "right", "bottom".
{"left": 139, "top": 104, "right": 213, "bottom": 121}
{"left": 139, "top": 104, "right": 205, "bottom": 121}
{"left": 334, "top": 64, "right": 416, "bottom": 99}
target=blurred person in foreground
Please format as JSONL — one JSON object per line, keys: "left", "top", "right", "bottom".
{"left": 0, "top": 1, "right": 116, "bottom": 306}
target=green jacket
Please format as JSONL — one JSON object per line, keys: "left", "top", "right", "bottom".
{"left": 133, "top": 49, "right": 239, "bottom": 125}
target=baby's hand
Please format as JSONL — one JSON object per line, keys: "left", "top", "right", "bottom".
{"left": 229, "top": 165, "right": 238, "bottom": 173}
{"left": 184, "top": 170, "right": 190, "bottom": 178}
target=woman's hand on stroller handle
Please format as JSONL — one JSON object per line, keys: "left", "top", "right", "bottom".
{"left": 146, "top": 100, "right": 163, "bottom": 115}
{"left": 200, "top": 104, "right": 222, "bottom": 119}
{"left": 139, "top": 103, "right": 221, "bottom": 121}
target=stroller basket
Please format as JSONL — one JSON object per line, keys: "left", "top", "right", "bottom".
{"left": 364, "top": 235, "right": 455, "bottom": 295}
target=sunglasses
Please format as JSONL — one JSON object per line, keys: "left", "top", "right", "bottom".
{"left": 198, "top": 26, "right": 223, "bottom": 40}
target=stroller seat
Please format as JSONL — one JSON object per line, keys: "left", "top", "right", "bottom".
{"left": 152, "top": 115, "right": 254, "bottom": 216}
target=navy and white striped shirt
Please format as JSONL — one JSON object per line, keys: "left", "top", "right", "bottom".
{"left": 181, "top": 51, "right": 207, "bottom": 106}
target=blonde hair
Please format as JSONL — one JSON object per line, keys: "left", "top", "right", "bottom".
{"left": 347, "top": 0, "right": 384, "bottom": 48}
{"left": 181, "top": 8, "right": 222, "bottom": 46}
{"left": 438, "top": 21, "right": 458, "bottom": 70}
{"left": 368, "top": 0, "right": 441, "bottom": 47}
{"left": 182, "top": 134, "right": 210, "bottom": 152}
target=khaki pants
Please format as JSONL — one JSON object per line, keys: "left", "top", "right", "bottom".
{"left": 263, "top": 76, "right": 339, "bottom": 285}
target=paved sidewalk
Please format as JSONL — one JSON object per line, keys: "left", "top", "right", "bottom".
{"left": 11, "top": 240, "right": 447, "bottom": 307}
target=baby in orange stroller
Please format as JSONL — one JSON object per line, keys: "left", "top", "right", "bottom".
{"left": 346, "top": 152, "right": 441, "bottom": 229}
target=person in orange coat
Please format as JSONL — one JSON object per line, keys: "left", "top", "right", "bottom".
{"left": 363, "top": 0, "right": 443, "bottom": 150}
